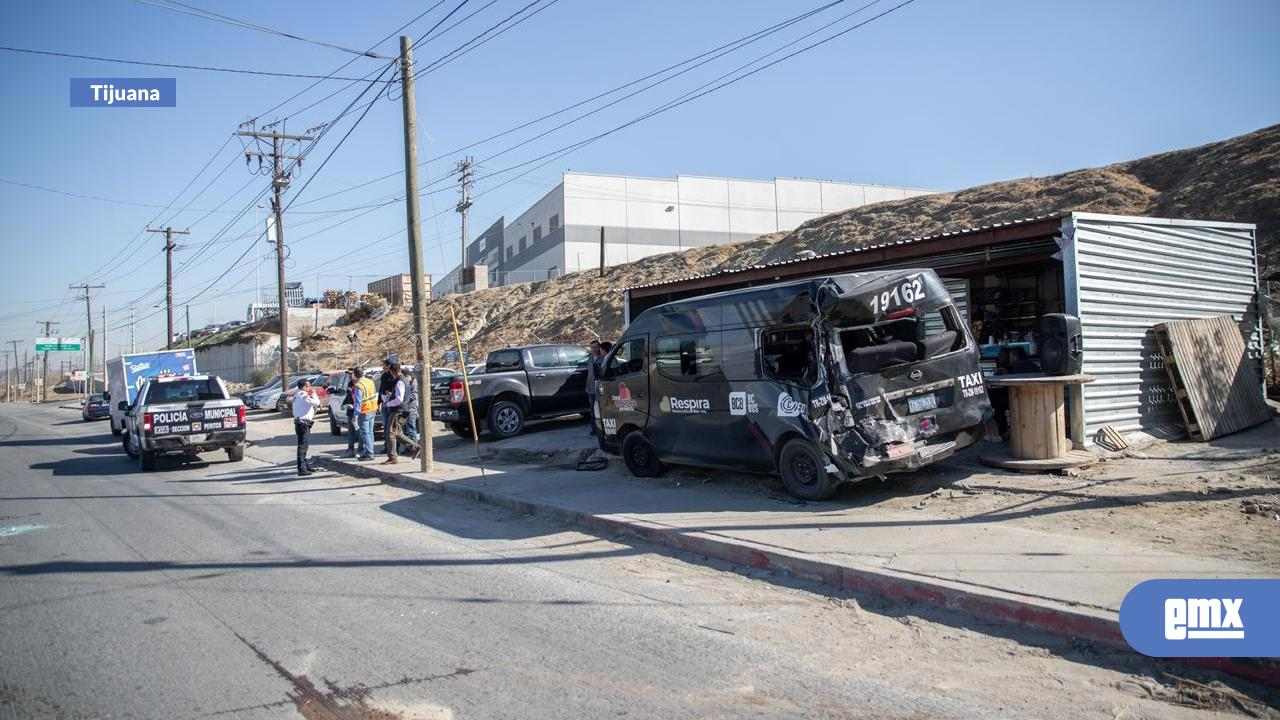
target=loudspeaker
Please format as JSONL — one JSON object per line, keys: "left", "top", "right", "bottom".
{"left": 1039, "top": 313, "right": 1082, "bottom": 375}
{"left": 1039, "top": 311, "right": 1080, "bottom": 371}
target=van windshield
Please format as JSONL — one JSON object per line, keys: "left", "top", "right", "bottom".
{"left": 840, "top": 305, "right": 965, "bottom": 375}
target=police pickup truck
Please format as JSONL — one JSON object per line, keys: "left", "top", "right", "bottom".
{"left": 119, "top": 374, "right": 247, "bottom": 471}
{"left": 432, "top": 344, "right": 592, "bottom": 439}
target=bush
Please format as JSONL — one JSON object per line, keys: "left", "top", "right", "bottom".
{"left": 341, "top": 293, "right": 386, "bottom": 324}
{"left": 249, "top": 366, "right": 276, "bottom": 387}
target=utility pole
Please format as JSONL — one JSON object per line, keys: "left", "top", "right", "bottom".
{"left": 400, "top": 35, "right": 433, "bottom": 473}
{"left": 69, "top": 283, "right": 104, "bottom": 399}
{"left": 147, "top": 227, "right": 190, "bottom": 349}
{"left": 102, "top": 306, "right": 108, "bottom": 392}
{"left": 7, "top": 340, "right": 19, "bottom": 403}
{"left": 238, "top": 125, "right": 315, "bottom": 394}
{"left": 37, "top": 320, "right": 56, "bottom": 402}
{"left": 456, "top": 155, "right": 474, "bottom": 270}
{"left": 4, "top": 351, "right": 9, "bottom": 403}
{"left": 185, "top": 305, "right": 191, "bottom": 349}
{"left": 599, "top": 226, "right": 606, "bottom": 278}
{"left": 129, "top": 305, "right": 136, "bottom": 354}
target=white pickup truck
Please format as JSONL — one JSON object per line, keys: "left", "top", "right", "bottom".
{"left": 119, "top": 374, "right": 247, "bottom": 471}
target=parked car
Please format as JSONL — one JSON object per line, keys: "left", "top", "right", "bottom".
{"left": 82, "top": 393, "right": 110, "bottom": 421}
{"left": 119, "top": 374, "right": 247, "bottom": 471}
{"left": 465, "top": 363, "right": 485, "bottom": 376}
{"left": 432, "top": 344, "right": 592, "bottom": 439}
{"left": 276, "top": 373, "right": 331, "bottom": 414}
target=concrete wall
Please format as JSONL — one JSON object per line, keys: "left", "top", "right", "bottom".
{"left": 195, "top": 335, "right": 279, "bottom": 384}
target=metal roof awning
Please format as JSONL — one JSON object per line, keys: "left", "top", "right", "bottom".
{"left": 626, "top": 215, "right": 1065, "bottom": 299}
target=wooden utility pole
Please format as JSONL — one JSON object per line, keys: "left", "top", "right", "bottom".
{"left": 37, "top": 320, "right": 56, "bottom": 402}
{"left": 400, "top": 35, "right": 433, "bottom": 473}
{"left": 238, "top": 126, "right": 315, "bottom": 393}
{"left": 456, "top": 155, "right": 473, "bottom": 269}
{"left": 147, "top": 227, "right": 189, "bottom": 349}
{"left": 599, "top": 226, "right": 606, "bottom": 278}
{"left": 69, "top": 283, "right": 103, "bottom": 399}
{"left": 102, "top": 306, "right": 108, "bottom": 392}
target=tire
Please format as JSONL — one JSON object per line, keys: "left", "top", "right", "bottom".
{"left": 621, "top": 431, "right": 663, "bottom": 478}
{"left": 110, "top": 419, "right": 123, "bottom": 437}
{"left": 486, "top": 400, "right": 525, "bottom": 439}
{"left": 450, "top": 421, "right": 475, "bottom": 440}
{"left": 139, "top": 449, "right": 157, "bottom": 472}
{"left": 329, "top": 415, "right": 342, "bottom": 436}
{"left": 777, "top": 438, "right": 836, "bottom": 501}
{"left": 226, "top": 445, "right": 244, "bottom": 462}
{"left": 122, "top": 432, "right": 139, "bottom": 459}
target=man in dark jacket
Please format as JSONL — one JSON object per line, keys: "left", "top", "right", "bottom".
{"left": 343, "top": 367, "right": 358, "bottom": 457}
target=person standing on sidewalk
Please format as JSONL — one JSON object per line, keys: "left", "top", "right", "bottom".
{"left": 351, "top": 367, "right": 378, "bottom": 460}
{"left": 291, "top": 377, "right": 321, "bottom": 476}
{"left": 401, "top": 367, "right": 420, "bottom": 448}
{"left": 585, "top": 339, "right": 603, "bottom": 436}
{"left": 381, "top": 361, "right": 420, "bottom": 464}
{"left": 342, "top": 367, "right": 358, "bottom": 457}
{"left": 378, "top": 356, "right": 397, "bottom": 455}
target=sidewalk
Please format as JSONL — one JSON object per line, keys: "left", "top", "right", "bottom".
{"left": 244, "top": 411, "right": 1280, "bottom": 684}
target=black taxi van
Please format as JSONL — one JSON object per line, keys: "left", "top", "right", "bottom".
{"left": 594, "top": 268, "right": 991, "bottom": 500}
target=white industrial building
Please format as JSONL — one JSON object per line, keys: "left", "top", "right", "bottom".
{"left": 433, "top": 171, "right": 935, "bottom": 297}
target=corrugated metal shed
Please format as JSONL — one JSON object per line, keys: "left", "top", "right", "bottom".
{"left": 1064, "top": 212, "right": 1261, "bottom": 440}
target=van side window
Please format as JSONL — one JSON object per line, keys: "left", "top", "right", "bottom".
{"left": 762, "top": 326, "right": 815, "bottom": 383}
{"left": 656, "top": 334, "right": 722, "bottom": 381}
{"left": 719, "top": 327, "right": 759, "bottom": 380}
{"left": 605, "top": 337, "right": 646, "bottom": 378}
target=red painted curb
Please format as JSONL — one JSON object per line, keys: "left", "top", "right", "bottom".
{"left": 311, "top": 455, "right": 1280, "bottom": 689}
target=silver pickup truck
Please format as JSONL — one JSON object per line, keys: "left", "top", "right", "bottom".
{"left": 119, "top": 374, "right": 247, "bottom": 471}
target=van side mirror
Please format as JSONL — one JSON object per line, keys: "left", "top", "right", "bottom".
{"left": 117, "top": 401, "right": 128, "bottom": 411}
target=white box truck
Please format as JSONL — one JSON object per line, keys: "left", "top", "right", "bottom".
{"left": 105, "top": 349, "right": 198, "bottom": 436}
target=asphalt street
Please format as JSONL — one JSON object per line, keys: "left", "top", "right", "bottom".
{"left": 0, "top": 403, "right": 1261, "bottom": 719}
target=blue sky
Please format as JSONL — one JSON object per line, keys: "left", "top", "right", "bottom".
{"left": 0, "top": 0, "right": 1277, "bottom": 356}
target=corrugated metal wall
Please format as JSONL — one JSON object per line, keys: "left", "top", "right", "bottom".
{"left": 1064, "top": 213, "right": 1260, "bottom": 440}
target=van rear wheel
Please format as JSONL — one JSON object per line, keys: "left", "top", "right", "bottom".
{"left": 778, "top": 439, "right": 836, "bottom": 500}
{"left": 622, "top": 431, "right": 663, "bottom": 478}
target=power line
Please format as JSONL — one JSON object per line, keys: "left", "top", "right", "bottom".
{"left": 0, "top": 45, "right": 391, "bottom": 81}
{"left": 134, "top": 0, "right": 394, "bottom": 59}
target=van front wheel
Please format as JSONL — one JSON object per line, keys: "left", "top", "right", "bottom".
{"left": 622, "top": 431, "right": 663, "bottom": 478}
{"left": 778, "top": 439, "right": 836, "bottom": 500}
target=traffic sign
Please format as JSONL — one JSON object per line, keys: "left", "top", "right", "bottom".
{"left": 36, "top": 337, "right": 82, "bottom": 352}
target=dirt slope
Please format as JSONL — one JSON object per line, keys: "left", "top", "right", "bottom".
{"left": 300, "top": 123, "right": 1280, "bottom": 367}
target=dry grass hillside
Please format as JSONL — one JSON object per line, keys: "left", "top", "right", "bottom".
{"left": 297, "top": 123, "right": 1279, "bottom": 367}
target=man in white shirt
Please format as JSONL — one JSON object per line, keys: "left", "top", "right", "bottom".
{"left": 292, "top": 377, "right": 321, "bottom": 476}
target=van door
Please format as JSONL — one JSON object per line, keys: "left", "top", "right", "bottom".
{"left": 601, "top": 335, "right": 649, "bottom": 432}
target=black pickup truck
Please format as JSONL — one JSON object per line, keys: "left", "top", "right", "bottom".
{"left": 431, "top": 344, "right": 593, "bottom": 439}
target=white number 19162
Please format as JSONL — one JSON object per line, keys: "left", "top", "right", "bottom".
{"left": 870, "top": 276, "right": 926, "bottom": 315}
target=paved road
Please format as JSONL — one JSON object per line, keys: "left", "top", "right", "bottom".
{"left": 0, "top": 404, "right": 1252, "bottom": 719}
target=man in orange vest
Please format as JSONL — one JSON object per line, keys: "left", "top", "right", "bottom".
{"left": 351, "top": 366, "right": 378, "bottom": 460}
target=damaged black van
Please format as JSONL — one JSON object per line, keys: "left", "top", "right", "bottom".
{"left": 594, "top": 268, "right": 991, "bottom": 500}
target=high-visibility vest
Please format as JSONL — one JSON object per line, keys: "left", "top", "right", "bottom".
{"left": 355, "top": 377, "right": 378, "bottom": 414}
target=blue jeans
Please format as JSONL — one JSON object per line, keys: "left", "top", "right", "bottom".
{"left": 380, "top": 406, "right": 393, "bottom": 454}
{"left": 406, "top": 412, "right": 419, "bottom": 444}
{"left": 346, "top": 410, "right": 356, "bottom": 454}
{"left": 356, "top": 412, "right": 375, "bottom": 458}
{"left": 587, "top": 392, "right": 598, "bottom": 435}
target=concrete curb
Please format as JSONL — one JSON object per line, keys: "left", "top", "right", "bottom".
{"left": 310, "top": 453, "right": 1278, "bottom": 689}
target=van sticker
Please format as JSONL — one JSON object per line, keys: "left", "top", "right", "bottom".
{"left": 729, "top": 391, "right": 759, "bottom": 416}
{"left": 776, "top": 393, "right": 804, "bottom": 417}
{"left": 601, "top": 418, "right": 617, "bottom": 436}
{"left": 870, "top": 275, "right": 926, "bottom": 315}
{"left": 613, "top": 382, "right": 637, "bottom": 412}
{"left": 958, "top": 371, "right": 986, "bottom": 398}
{"left": 854, "top": 396, "right": 881, "bottom": 410}
{"left": 660, "top": 396, "right": 710, "bottom": 414}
